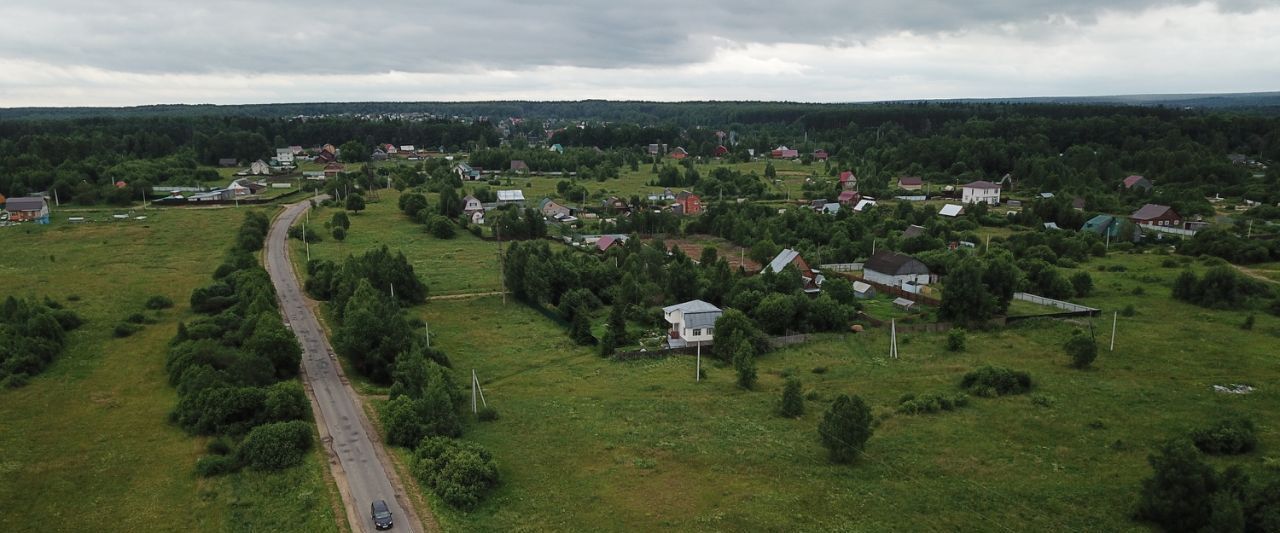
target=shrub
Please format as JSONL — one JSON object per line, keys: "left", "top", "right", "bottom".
{"left": 818, "top": 394, "right": 873, "bottom": 464}
{"left": 1121, "top": 304, "right": 1137, "bottom": 317}
{"left": 1070, "top": 271, "right": 1094, "bottom": 297}
{"left": 946, "top": 328, "right": 966, "bottom": 352}
{"left": 195, "top": 454, "right": 238, "bottom": 477}
{"left": 206, "top": 437, "right": 232, "bottom": 456}
{"left": 896, "top": 392, "right": 970, "bottom": 414}
{"left": 1242, "top": 314, "right": 1255, "bottom": 330}
{"left": 67, "top": 294, "right": 81, "bottom": 302}
{"left": 1191, "top": 418, "right": 1258, "bottom": 455}
{"left": 960, "top": 365, "right": 1032, "bottom": 397}
{"left": 1136, "top": 440, "right": 1226, "bottom": 532}
{"left": 113, "top": 322, "right": 142, "bottom": 338}
{"left": 811, "top": 366, "right": 828, "bottom": 374}
{"left": 477, "top": 407, "right": 499, "bottom": 421}
{"left": 411, "top": 437, "right": 500, "bottom": 510}
{"left": 778, "top": 378, "right": 805, "bottom": 418}
{"left": 429, "top": 216, "right": 456, "bottom": 239}
{"left": 145, "top": 295, "right": 174, "bottom": 310}
{"left": 331, "top": 226, "right": 346, "bottom": 242}
{"left": 1064, "top": 331, "right": 1098, "bottom": 369}
{"left": 1, "top": 373, "right": 30, "bottom": 389}
{"left": 125, "top": 312, "right": 149, "bottom": 324}
{"left": 237, "top": 420, "right": 314, "bottom": 471}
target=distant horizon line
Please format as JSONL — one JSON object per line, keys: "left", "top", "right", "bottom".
{"left": 4, "top": 90, "right": 1279, "bottom": 111}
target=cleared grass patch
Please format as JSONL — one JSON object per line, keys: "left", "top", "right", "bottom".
{"left": 0, "top": 207, "right": 341, "bottom": 533}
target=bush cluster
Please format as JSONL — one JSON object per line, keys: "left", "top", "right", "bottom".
{"left": 960, "top": 365, "right": 1033, "bottom": 397}
{"left": 411, "top": 437, "right": 500, "bottom": 510}
{"left": 0, "top": 296, "right": 84, "bottom": 387}
{"left": 896, "top": 392, "right": 970, "bottom": 414}
{"left": 1191, "top": 418, "right": 1258, "bottom": 455}
{"left": 167, "top": 212, "right": 313, "bottom": 475}
{"left": 1137, "top": 439, "right": 1278, "bottom": 532}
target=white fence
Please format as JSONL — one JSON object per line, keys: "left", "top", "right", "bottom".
{"left": 818, "top": 263, "right": 863, "bottom": 272}
{"left": 1013, "top": 292, "right": 1098, "bottom": 314}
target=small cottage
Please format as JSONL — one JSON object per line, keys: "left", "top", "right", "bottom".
{"left": 864, "top": 251, "right": 930, "bottom": 288}
{"left": 663, "top": 300, "right": 723, "bottom": 348}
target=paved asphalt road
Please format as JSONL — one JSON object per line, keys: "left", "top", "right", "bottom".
{"left": 265, "top": 198, "right": 422, "bottom": 533}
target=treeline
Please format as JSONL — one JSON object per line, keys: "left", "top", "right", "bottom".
{"left": 166, "top": 211, "right": 315, "bottom": 476}
{"left": 0, "top": 296, "right": 84, "bottom": 388}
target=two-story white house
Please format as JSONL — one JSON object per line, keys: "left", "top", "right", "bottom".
{"left": 961, "top": 180, "right": 1001, "bottom": 205}
{"left": 663, "top": 300, "right": 722, "bottom": 349}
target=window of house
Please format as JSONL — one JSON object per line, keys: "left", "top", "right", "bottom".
{"left": 692, "top": 328, "right": 701, "bottom": 336}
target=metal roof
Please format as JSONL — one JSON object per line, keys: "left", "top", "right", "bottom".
{"left": 939, "top": 204, "right": 964, "bottom": 217}
{"left": 1131, "top": 203, "right": 1173, "bottom": 220}
{"left": 497, "top": 190, "right": 525, "bottom": 201}
{"left": 766, "top": 248, "right": 801, "bottom": 274}
{"left": 663, "top": 299, "right": 721, "bottom": 314}
{"left": 4, "top": 197, "right": 45, "bottom": 211}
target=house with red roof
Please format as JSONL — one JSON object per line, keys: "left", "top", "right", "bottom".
{"left": 1123, "top": 175, "right": 1153, "bottom": 192}
{"left": 669, "top": 147, "right": 689, "bottom": 160}
{"left": 771, "top": 146, "right": 799, "bottom": 159}
{"left": 712, "top": 145, "right": 729, "bottom": 157}
{"left": 839, "top": 171, "right": 858, "bottom": 191}
{"left": 1130, "top": 204, "right": 1181, "bottom": 228}
{"left": 837, "top": 190, "right": 861, "bottom": 205}
{"left": 813, "top": 149, "right": 829, "bottom": 161}
{"left": 674, "top": 191, "right": 702, "bottom": 215}
{"left": 897, "top": 176, "right": 923, "bottom": 191}
{"left": 596, "top": 234, "right": 629, "bottom": 252}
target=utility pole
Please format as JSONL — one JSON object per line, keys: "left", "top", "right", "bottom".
{"left": 696, "top": 342, "right": 701, "bottom": 382}
{"left": 1110, "top": 311, "right": 1117, "bottom": 352}
{"left": 304, "top": 220, "right": 310, "bottom": 262}
{"left": 425, "top": 322, "right": 430, "bottom": 348}
{"left": 889, "top": 319, "right": 898, "bottom": 359}
{"left": 471, "top": 370, "right": 487, "bottom": 414}
{"left": 497, "top": 224, "right": 505, "bottom": 305}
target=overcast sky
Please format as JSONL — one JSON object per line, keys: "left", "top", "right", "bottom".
{"left": 0, "top": 0, "right": 1276, "bottom": 107}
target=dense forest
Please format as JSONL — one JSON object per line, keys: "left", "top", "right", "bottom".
{"left": 2, "top": 101, "right": 1279, "bottom": 209}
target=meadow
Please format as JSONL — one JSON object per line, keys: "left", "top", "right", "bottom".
{"left": 304, "top": 192, "right": 1280, "bottom": 532}
{"left": 0, "top": 207, "right": 343, "bottom": 532}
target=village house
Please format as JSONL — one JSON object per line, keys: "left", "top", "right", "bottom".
{"left": 647, "top": 143, "right": 668, "bottom": 156}
{"left": 961, "top": 181, "right": 1001, "bottom": 204}
{"left": 853, "top": 198, "right": 876, "bottom": 213}
{"left": 540, "top": 198, "right": 571, "bottom": 219}
{"left": 1123, "top": 175, "right": 1153, "bottom": 192}
{"left": 1081, "top": 214, "right": 1123, "bottom": 238}
{"left": 470, "top": 210, "right": 485, "bottom": 225}
{"left": 839, "top": 171, "right": 858, "bottom": 191}
{"left": 897, "top": 176, "right": 924, "bottom": 191}
{"left": 3, "top": 196, "right": 50, "bottom": 224}
{"left": 595, "top": 234, "right": 628, "bottom": 252}
{"left": 663, "top": 299, "right": 723, "bottom": 348}
{"left": 813, "top": 149, "right": 829, "bottom": 161}
{"left": 602, "top": 196, "right": 629, "bottom": 213}
{"left": 399, "top": 145, "right": 415, "bottom": 153}
{"left": 713, "top": 145, "right": 730, "bottom": 157}
{"left": 455, "top": 162, "right": 481, "bottom": 181}
{"left": 674, "top": 191, "right": 702, "bottom": 215}
{"left": 863, "top": 250, "right": 931, "bottom": 289}
{"left": 669, "top": 147, "right": 689, "bottom": 160}
{"left": 274, "top": 149, "right": 295, "bottom": 165}
{"left": 246, "top": 159, "right": 271, "bottom": 176}
{"left": 1130, "top": 204, "right": 1181, "bottom": 228}
{"left": 510, "top": 160, "right": 529, "bottom": 173}
{"left": 852, "top": 281, "right": 876, "bottom": 299}
{"left": 771, "top": 146, "right": 799, "bottom": 159}
{"left": 901, "top": 224, "right": 926, "bottom": 240}
{"left": 462, "top": 195, "right": 484, "bottom": 215}
{"left": 218, "top": 158, "right": 238, "bottom": 167}
{"left": 939, "top": 204, "right": 964, "bottom": 217}
{"left": 764, "top": 248, "right": 823, "bottom": 293}
{"left": 837, "top": 190, "right": 861, "bottom": 205}
{"left": 371, "top": 148, "right": 388, "bottom": 161}
{"left": 323, "top": 162, "right": 345, "bottom": 178}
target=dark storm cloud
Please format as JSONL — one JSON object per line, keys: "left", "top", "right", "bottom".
{"left": 0, "top": 0, "right": 1266, "bottom": 75}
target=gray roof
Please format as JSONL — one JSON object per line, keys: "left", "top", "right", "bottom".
{"left": 5, "top": 197, "right": 45, "bottom": 211}
{"left": 865, "top": 250, "right": 930, "bottom": 277}
{"left": 1131, "top": 203, "right": 1174, "bottom": 220}
{"left": 901, "top": 225, "right": 926, "bottom": 239}
{"left": 766, "top": 248, "right": 801, "bottom": 274}
{"left": 663, "top": 299, "right": 720, "bottom": 314}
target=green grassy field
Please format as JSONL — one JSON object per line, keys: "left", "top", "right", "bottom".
{"left": 0, "top": 208, "right": 342, "bottom": 533}
{"left": 291, "top": 191, "right": 505, "bottom": 296}
{"left": 309, "top": 200, "right": 1280, "bottom": 531}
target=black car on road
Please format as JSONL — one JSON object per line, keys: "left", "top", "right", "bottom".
{"left": 371, "top": 499, "right": 394, "bottom": 530}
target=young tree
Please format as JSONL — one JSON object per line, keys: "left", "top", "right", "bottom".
{"left": 1070, "top": 271, "right": 1094, "bottom": 297}
{"left": 778, "top": 378, "right": 804, "bottom": 418}
{"left": 330, "top": 211, "right": 350, "bottom": 230}
{"left": 818, "top": 394, "right": 873, "bottom": 464}
{"left": 569, "top": 307, "right": 596, "bottom": 345}
{"left": 605, "top": 303, "right": 630, "bottom": 346}
{"left": 1064, "top": 331, "right": 1097, "bottom": 369}
{"left": 714, "top": 309, "right": 765, "bottom": 361}
{"left": 1136, "top": 439, "right": 1222, "bottom": 532}
{"left": 981, "top": 252, "right": 1021, "bottom": 313}
{"left": 438, "top": 186, "right": 462, "bottom": 218}
{"left": 331, "top": 226, "right": 346, "bottom": 241}
{"left": 345, "top": 193, "right": 366, "bottom": 213}
{"left": 940, "top": 256, "right": 996, "bottom": 325}
{"left": 733, "top": 339, "right": 757, "bottom": 389}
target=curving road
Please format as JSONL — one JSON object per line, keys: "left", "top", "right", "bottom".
{"left": 265, "top": 198, "right": 425, "bottom": 533}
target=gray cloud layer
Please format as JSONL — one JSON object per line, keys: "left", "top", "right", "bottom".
{"left": 0, "top": 0, "right": 1268, "bottom": 75}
